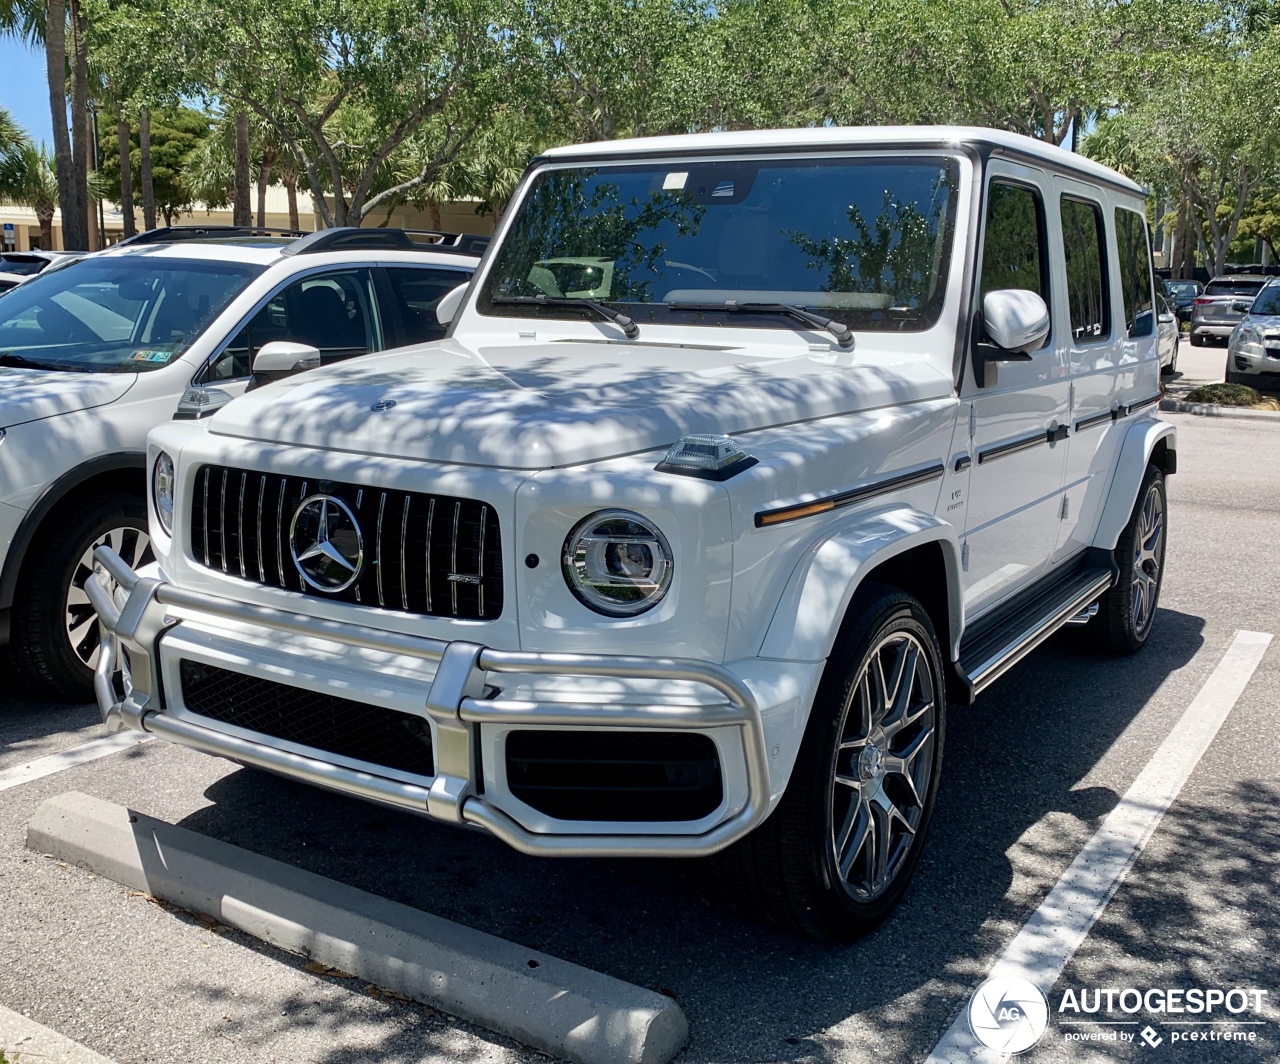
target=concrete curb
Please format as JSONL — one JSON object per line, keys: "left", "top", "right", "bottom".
{"left": 1160, "top": 397, "right": 1280, "bottom": 423}
{"left": 28, "top": 792, "right": 689, "bottom": 1064}
{"left": 0, "top": 1004, "right": 116, "bottom": 1063}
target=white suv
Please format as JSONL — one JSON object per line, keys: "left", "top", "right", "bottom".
{"left": 95, "top": 128, "right": 1174, "bottom": 938}
{"left": 0, "top": 226, "right": 481, "bottom": 698}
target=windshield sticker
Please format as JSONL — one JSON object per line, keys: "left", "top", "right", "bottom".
{"left": 131, "top": 349, "right": 174, "bottom": 363}
{"left": 662, "top": 171, "right": 688, "bottom": 191}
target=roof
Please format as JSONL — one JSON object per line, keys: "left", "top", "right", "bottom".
{"left": 539, "top": 125, "right": 1147, "bottom": 196}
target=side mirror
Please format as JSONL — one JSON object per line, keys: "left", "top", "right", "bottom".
{"left": 983, "top": 289, "right": 1050, "bottom": 354}
{"left": 248, "top": 341, "right": 321, "bottom": 391}
{"left": 1232, "top": 300, "right": 1253, "bottom": 314}
{"left": 435, "top": 282, "right": 469, "bottom": 327}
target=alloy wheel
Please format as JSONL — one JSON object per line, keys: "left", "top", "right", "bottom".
{"left": 64, "top": 526, "right": 154, "bottom": 669}
{"left": 1130, "top": 483, "right": 1164, "bottom": 638}
{"left": 830, "top": 630, "right": 938, "bottom": 901}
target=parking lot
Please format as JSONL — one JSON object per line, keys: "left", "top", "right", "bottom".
{"left": 0, "top": 397, "right": 1276, "bottom": 1064}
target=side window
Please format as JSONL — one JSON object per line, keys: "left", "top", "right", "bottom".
{"left": 202, "top": 268, "right": 378, "bottom": 382}
{"left": 1060, "top": 197, "right": 1109, "bottom": 343}
{"left": 979, "top": 181, "right": 1050, "bottom": 342}
{"left": 1115, "top": 208, "right": 1155, "bottom": 338}
{"left": 383, "top": 267, "right": 470, "bottom": 346}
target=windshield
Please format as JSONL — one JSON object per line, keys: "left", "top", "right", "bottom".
{"left": 1250, "top": 286, "right": 1280, "bottom": 315}
{"left": 479, "top": 156, "right": 961, "bottom": 333}
{"left": 1164, "top": 280, "right": 1200, "bottom": 297}
{"left": 0, "top": 255, "right": 49, "bottom": 277}
{"left": 0, "top": 256, "right": 262, "bottom": 372}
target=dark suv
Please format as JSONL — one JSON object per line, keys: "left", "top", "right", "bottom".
{"left": 1191, "top": 275, "right": 1268, "bottom": 346}
{"left": 1163, "top": 278, "right": 1203, "bottom": 325}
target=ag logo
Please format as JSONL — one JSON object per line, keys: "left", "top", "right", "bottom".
{"left": 967, "top": 976, "right": 1049, "bottom": 1054}
{"left": 289, "top": 495, "right": 363, "bottom": 592}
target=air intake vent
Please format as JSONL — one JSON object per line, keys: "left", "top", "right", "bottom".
{"left": 506, "top": 730, "right": 722, "bottom": 822}
{"left": 178, "top": 659, "right": 434, "bottom": 778}
{"left": 188, "top": 465, "right": 503, "bottom": 620}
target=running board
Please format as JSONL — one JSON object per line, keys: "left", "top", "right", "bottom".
{"left": 955, "top": 555, "right": 1115, "bottom": 703}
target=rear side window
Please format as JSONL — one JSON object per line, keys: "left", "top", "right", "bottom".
{"left": 383, "top": 267, "right": 471, "bottom": 346}
{"left": 1115, "top": 208, "right": 1154, "bottom": 338}
{"left": 980, "top": 182, "right": 1050, "bottom": 340}
{"left": 1061, "top": 197, "right": 1109, "bottom": 342}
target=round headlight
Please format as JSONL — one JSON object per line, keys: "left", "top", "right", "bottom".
{"left": 562, "top": 509, "right": 673, "bottom": 617}
{"left": 152, "top": 451, "right": 175, "bottom": 535}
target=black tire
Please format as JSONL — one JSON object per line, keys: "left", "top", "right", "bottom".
{"left": 9, "top": 491, "right": 153, "bottom": 701}
{"left": 717, "top": 584, "right": 946, "bottom": 940}
{"left": 1090, "top": 465, "right": 1166, "bottom": 655}
{"left": 1190, "top": 332, "right": 1205, "bottom": 348}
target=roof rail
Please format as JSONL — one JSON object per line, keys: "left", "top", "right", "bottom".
{"left": 282, "top": 226, "right": 490, "bottom": 257}
{"left": 115, "top": 225, "right": 307, "bottom": 247}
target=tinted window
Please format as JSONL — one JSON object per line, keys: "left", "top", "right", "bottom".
{"left": 384, "top": 267, "right": 470, "bottom": 346}
{"left": 1061, "top": 198, "right": 1108, "bottom": 342}
{"left": 204, "top": 268, "right": 377, "bottom": 381}
{"left": 1251, "top": 286, "right": 1280, "bottom": 315}
{"left": 481, "top": 157, "right": 961, "bottom": 333}
{"left": 1164, "top": 280, "right": 1200, "bottom": 298}
{"left": 0, "top": 257, "right": 260, "bottom": 373}
{"left": 979, "top": 181, "right": 1049, "bottom": 340}
{"left": 1115, "top": 208, "right": 1154, "bottom": 338}
{"left": 1204, "top": 279, "right": 1265, "bottom": 297}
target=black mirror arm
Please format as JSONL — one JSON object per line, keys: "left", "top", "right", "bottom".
{"left": 972, "top": 340, "right": 1034, "bottom": 387}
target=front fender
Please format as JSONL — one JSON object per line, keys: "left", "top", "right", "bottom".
{"left": 1093, "top": 418, "right": 1176, "bottom": 551}
{"left": 759, "top": 507, "right": 964, "bottom": 664}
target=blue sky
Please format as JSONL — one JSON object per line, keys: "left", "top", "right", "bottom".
{"left": 1, "top": 38, "right": 54, "bottom": 145}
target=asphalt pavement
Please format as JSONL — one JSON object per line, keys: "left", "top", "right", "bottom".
{"left": 0, "top": 405, "right": 1276, "bottom": 1064}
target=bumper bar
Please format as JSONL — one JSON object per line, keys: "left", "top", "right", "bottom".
{"left": 90, "top": 547, "right": 771, "bottom": 857}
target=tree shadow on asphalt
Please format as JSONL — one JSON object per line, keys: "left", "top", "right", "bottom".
{"left": 1047, "top": 778, "right": 1280, "bottom": 1063}
{"left": 175, "top": 606, "right": 1206, "bottom": 1063}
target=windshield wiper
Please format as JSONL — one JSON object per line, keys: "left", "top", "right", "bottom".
{"left": 0, "top": 352, "right": 77, "bottom": 371}
{"left": 667, "top": 300, "right": 855, "bottom": 349}
{"left": 491, "top": 294, "right": 639, "bottom": 340}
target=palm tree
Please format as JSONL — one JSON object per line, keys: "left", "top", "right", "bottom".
{"left": 3, "top": 141, "right": 59, "bottom": 248}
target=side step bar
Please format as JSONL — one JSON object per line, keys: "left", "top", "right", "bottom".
{"left": 955, "top": 558, "right": 1115, "bottom": 703}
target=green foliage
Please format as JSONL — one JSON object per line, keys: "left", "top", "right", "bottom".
{"left": 98, "top": 106, "right": 210, "bottom": 224}
{"left": 1185, "top": 382, "right": 1264, "bottom": 405}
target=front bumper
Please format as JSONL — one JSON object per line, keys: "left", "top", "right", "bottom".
{"left": 89, "top": 546, "right": 777, "bottom": 857}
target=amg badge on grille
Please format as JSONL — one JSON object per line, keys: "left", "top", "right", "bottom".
{"left": 289, "top": 495, "right": 364, "bottom": 592}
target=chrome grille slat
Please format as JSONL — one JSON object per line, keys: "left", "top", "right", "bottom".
{"left": 400, "top": 495, "right": 410, "bottom": 611}
{"left": 237, "top": 473, "right": 247, "bottom": 579}
{"left": 376, "top": 491, "right": 387, "bottom": 608}
{"left": 188, "top": 464, "right": 502, "bottom": 621}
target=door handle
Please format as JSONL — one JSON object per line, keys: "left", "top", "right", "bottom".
{"left": 1046, "top": 424, "right": 1069, "bottom": 444}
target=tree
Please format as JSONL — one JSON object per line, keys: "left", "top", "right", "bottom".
{"left": 136, "top": 0, "right": 521, "bottom": 228}
{"left": 2, "top": 141, "right": 59, "bottom": 247}
{"left": 99, "top": 104, "right": 209, "bottom": 225}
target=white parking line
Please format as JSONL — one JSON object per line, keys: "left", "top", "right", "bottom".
{"left": 925, "top": 629, "right": 1273, "bottom": 1063}
{"left": 0, "top": 733, "right": 152, "bottom": 793}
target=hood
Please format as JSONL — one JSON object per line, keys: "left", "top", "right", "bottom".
{"left": 208, "top": 339, "right": 954, "bottom": 469}
{"left": 0, "top": 366, "right": 137, "bottom": 429}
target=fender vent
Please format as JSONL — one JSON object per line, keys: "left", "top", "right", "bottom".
{"left": 505, "top": 730, "right": 722, "bottom": 822}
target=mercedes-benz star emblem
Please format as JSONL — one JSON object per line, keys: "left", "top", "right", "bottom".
{"left": 289, "top": 495, "right": 364, "bottom": 592}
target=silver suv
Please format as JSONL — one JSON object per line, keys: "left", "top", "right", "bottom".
{"left": 1227, "top": 279, "right": 1280, "bottom": 390}
{"left": 1190, "top": 274, "right": 1269, "bottom": 346}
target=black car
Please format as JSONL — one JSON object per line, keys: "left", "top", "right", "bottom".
{"left": 1163, "top": 278, "right": 1203, "bottom": 325}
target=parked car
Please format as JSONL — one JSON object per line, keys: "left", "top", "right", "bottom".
{"left": 94, "top": 127, "right": 1173, "bottom": 940}
{"left": 1157, "top": 293, "right": 1179, "bottom": 374}
{"left": 1226, "top": 278, "right": 1280, "bottom": 390}
{"left": 0, "top": 250, "right": 80, "bottom": 293}
{"left": 0, "top": 225, "right": 483, "bottom": 699}
{"left": 1162, "top": 278, "right": 1202, "bottom": 325}
{"left": 1190, "top": 274, "right": 1269, "bottom": 346}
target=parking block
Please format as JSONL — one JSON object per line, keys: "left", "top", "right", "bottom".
{"left": 27, "top": 791, "right": 689, "bottom": 1064}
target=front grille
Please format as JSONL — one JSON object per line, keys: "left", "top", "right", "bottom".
{"left": 189, "top": 464, "right": 503, "bottom": 620}
{"left": 506, "top": 731, "right": 722, "bottom": 822}
{"left": 178, "top": 659, "right": 434, "bottom": 777}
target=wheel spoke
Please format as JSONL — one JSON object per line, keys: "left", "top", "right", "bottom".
{"left": 868, "top": 798, "right": 892, "bottom": 887}
{"left": 836, "top": 797, "right": 868, "bottom": 878}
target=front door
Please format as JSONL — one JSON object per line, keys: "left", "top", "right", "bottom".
{"left": 958, "top": 163, "right": 1071, "bottom": 618}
